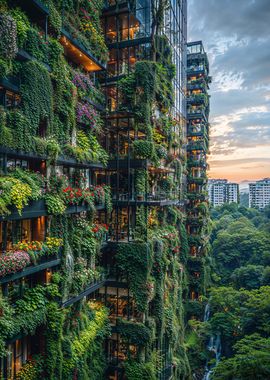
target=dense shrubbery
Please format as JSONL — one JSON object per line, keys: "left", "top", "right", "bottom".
{"left": 187, "top": 203, "right": 270, "bottom": 379}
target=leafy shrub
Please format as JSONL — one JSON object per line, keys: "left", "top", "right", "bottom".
{"left": 133, "top": 140, "right": 154, "bottom": 159}
{"left": 45, "top": 194, "right": 66, "bottom": 215}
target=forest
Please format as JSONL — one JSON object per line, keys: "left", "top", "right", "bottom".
{"left": 187, "top": 203, "right": 270, "bottom": 379}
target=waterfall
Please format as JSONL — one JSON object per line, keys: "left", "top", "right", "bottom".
{"left": 202, "top": 304, "right": 222, "bottom": 380}
{"left": 62, "top": 243, "right": 74, "bottom": 301}
{"left": 204, "top": 302, "right": 210, "bottom": 322}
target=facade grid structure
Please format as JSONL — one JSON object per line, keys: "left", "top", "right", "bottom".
{"left": 186, "top": 41, "right": 211, "bottom": 300}
{"left": 0, "top": 0, "right": 190, "bottom": 379}
{"left": 249, "top": 178, "right": 270, "bottom": 209}
{"left": 208, "top": 179, "right": 239, "bottom": 207}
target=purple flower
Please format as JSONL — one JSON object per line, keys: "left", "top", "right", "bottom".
{"left": 76, "top": 102, "right": 98, "bottom": 129}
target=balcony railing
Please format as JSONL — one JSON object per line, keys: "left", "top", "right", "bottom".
{"left": 187, "top": 141, "right": 207, "bottom": 152}
{"left": 112, "top": 191, "right": 180, "bottom": 205}
{"left": 61, "top": 273, "right": 107, "bottom": 308}
{"left": 187, "top": 79, "right": 208, "bottom": 91}
{"left": 187, "top": 158, "right": 207, "bottom": 168}
{"left": 60, "top": 28, "right": 106, "bottom": 71}
{"left": 187, "top": 175, "right": 207, "bottom": 185}
{"left": 187, "top": 108, "right": 208, "bottom": 121}
{"left": 0, "top": 198, "right": 105, "bottom": 222}
{"left": 187, "top": 192, "right": 208, "bottom": 201}
{"left": 187, "top": 94, "right": 209, "bottom": 106}
{"left": 187, "top": 65, "right": 208, "bottom": 76}
{"left": 0, "top": 248, "right": 61, "bottom": 283}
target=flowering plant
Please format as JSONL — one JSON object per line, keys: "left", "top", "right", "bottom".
{"left": 92, "top": 223, "right": 109, "bottom": 241}
{"left": 89, "top": 185, "right": 105, "bottom": 204}
{"left": 45, "top": 237, "right": 62, "bottom": 249}
{"left": 14, "top": 238, "right": 62, "bottom": 260}
{"left": 72, "top": 71, "right": 104, "bottom": 104}
{"left": 15, "top": 355, "right": 43, "bottom": 380}
{"left": 72, "top": 71, "right": 94, "bottom": 93}
{"left": 62, "top": 186, "right": 85, "bottom": 205}
{"left": 0, "top": 251, "right": 30, "bottom": 278}
{"left": 76, "top": 102, "right": 101, "bottom": 130}
{"left": 0, "top": 14, "right": 18, "bottom": 59}
{"left": 72, "top": 257, "right": 98, "bottom": 294}
{"left": 0, "top": 176, "right": 33, "bottom": 216}
{"left": 14, "top": 241, "right": 43, "bottom": 252}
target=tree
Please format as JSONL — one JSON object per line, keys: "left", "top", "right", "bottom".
{"left": 230, "top": 265, "right": 263, "bottom": 290}
{"left": 212, "top": 334, "right": 270, "bottom": 380}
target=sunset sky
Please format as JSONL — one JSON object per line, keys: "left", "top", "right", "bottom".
{"left": 188, "top": 0, "right": 270, "bottom": 185}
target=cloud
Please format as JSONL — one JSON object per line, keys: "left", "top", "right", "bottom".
{"left": 188, "top": 0, "right": 270, "bottom": 180}
{"left": 209, "top": 158, "right": 270, "bottom": 167}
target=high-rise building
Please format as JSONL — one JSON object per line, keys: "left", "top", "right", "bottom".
{"left": 0, "top": 1, "right": 189, "bottom": 379}
{"left": 249, "top": 178, "right": 270, "bottom": 209}
{"left": 208, "top": 179, "right": 239, "bottom": 207}
{"left": 186, "top": 41, "right": 211, "bottom": 300}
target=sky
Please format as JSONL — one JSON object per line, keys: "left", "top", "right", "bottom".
{"left": 188, "top": 0, "right": 270, "bottom": 185}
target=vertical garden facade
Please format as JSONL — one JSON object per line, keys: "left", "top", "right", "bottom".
{"left": 0, "top": 0, "right": 111, "bottom": 379}
{"left": 186, "top": 41, "right": 211, "bottom": 302}
{"left": 0, "top": 0, "right": 192, "bottom": 379}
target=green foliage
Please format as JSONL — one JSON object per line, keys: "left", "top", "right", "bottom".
{"left": 212, "top": 214, "right": 270, "bottom": 283}
{"left": 117, "top": 319, "right": 152, "bottom": 347}
{"left": 44, "top": 302, "right": 64, "bottom": 380}
{"left": 43, "top": 0, "right": 62, "bottom": 34}
{"left": 11, "top": 168, "right": 43, "bottom": 200}
{"left": 20, "top": 60, "right": 53, "bottom": 135}
{"left": 10, "top": 8, "right": 30, "bottom": 47}
{"left": 133, "top": 140, "right": 154, "bottom": 159}
{"left": 124, "top": 360, "right": 156, "bottom": 380}
{"left": 212, "top": 334, "right": 270, "bottom": 380}
{"left": 0, "top": 57, "right": 11, "bottom": 78}
{"left": 0, "top": 13, "right": 17, "bottom": 59}
{"left": 116, "top": 242, "right": 153, "bottom": 312}
{"left": 0, "top": 295, "right": 16, "bottom": 357}
{"left": 231, "top": 265, "right": 264, "bottom": 289}
{"left": 0, "top": 175, "right": 32, "bottom": 215}
{"left": 45, "top": 194, "right": 66, "bottom": 215}
{"left": 135, "top": 169, "right": 148, "bottom": 194}
{"left": 60, "top": 305, "right": 110, "bottom": 380}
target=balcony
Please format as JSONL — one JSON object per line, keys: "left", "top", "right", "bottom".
{"left": 187, "top": 107, "right": 207, "bottom": 122}
{"left": 187, "top": 141, "right": 207, "bottom": 153}
{"left": 61, "top": 274, "right": 106, "bottom": 308}
{"left": 0, "top": 247, "right": 61, "bottom": 284}
{"left": 187, "top": 175, "right": 207, "bottom": 185}
{"left": 186, "top": 214, "right": 206, "bottom": 226}
{"left": 187, "top": 66, "right": 208, "bottom": 77}
{"left": 60, "top": 30, "right": 106, "bottom": 72}
{"left": 0, "top": 199, "right": 105, "bottom": 222}
{"left": 0, "top": 76, "right": 20, "bottom": 93}
{"left": 16, "top": 48, "right": 51, "bottom": 72}
{"left": 107, "top": 158, "right": 149, "bottom": 170}
{"left": 187, "top": 158, "right": 207, "bottom": 169}
{"left": 112, "top": 191, "right": 180, "bottom": 206}
{"left": 187, "top": 94, "right": 209, "bottom": 107}
{"left": 15, "top": 0, "right": 49, "bottom": 20}
{"left": 187, "top": 126, "right": 208, "bottom": 138}
{"left": 187, "top": 192, "right": 208, "bottom": 201}
{"left": 187, "top": 78, "right": 208, "bottom": 92}
{"left": 0, "top": 146, "right": 105, "bottom": 169}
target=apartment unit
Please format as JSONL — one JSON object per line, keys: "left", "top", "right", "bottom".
{"left": 186, "top": 41, "right": 211, "bottom": 301}
{"left": 0, "top": 0, "right": 189, "bottom": 379}
{"left": 208, "top": 179, "right": 239, "bottom": 207}
{"left": 249, "top": 178, "right": 270, "bottom": 209}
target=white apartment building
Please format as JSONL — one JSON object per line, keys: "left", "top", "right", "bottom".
{"left": 249, "top": 178, "right": 270, "bottom": 209}
{"left": 208, "top": 179, "right": 239, "bottom": 207}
